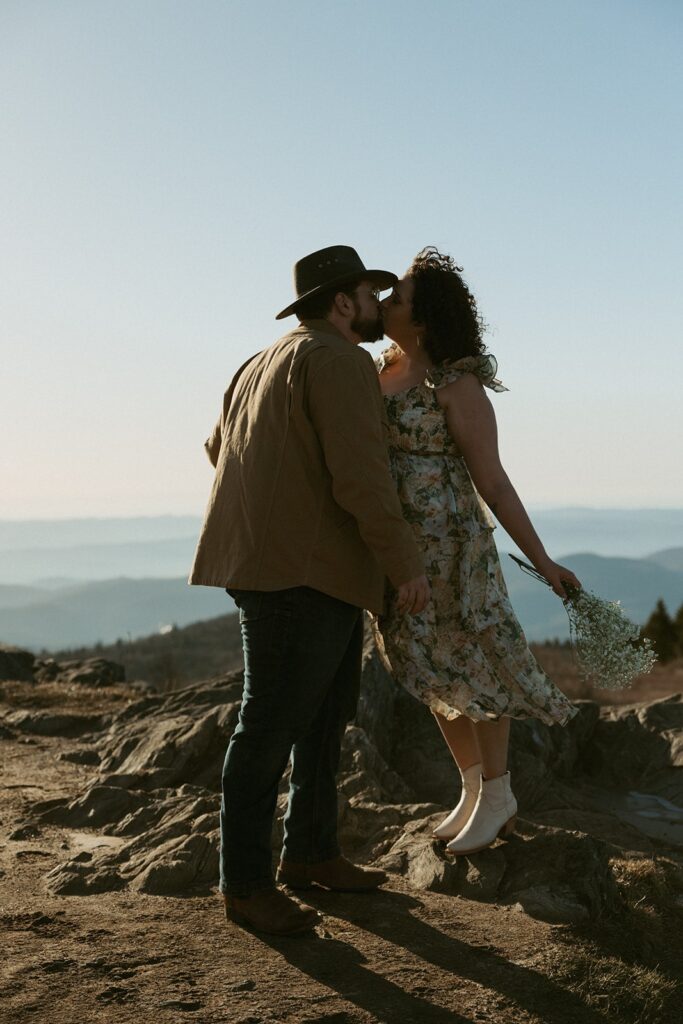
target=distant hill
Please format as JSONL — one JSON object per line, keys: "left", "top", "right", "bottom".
{"left": 0, "top": 538, "right": 198, "bottom": 586}
{"left": 0, "top": 511, "right": 681, "bottom": 650}
{"left": 55, "top": 612, "right": 243, "bottom": 690}
{"left": 0, "top": 548, "right": 681, "bottom": 652}
{"left": 0, "top": 584, "right": 47, "bottom": 610}
{"left": 0, "top": 578, "right": 231, "bottom": 651}
{"left": 646, "top": 548, "right": 683, "bottom": 572}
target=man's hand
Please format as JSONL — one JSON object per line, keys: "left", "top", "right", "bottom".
{"left": 396, "top": 575, "right": 431, "bottom": 615}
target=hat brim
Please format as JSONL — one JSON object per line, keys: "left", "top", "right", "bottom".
{"left": 275, "top": 268, "right": 397, "bottom": 320}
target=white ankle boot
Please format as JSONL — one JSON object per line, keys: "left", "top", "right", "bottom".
{"left": 446, "top": 771, "right": 517, "bottom": 856}
{"left": 432, "top": 762, "right": 482, "bottom": 841}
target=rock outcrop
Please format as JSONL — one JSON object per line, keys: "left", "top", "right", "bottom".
{"left": 0, "top": 644, "right": 127, "bottom": 688}
{"left": 3, "top": 633, "right": 682, "bottom": 925}
{"left": 35, "top": 657, "right": 126, "bottom": 687}
{"left": 0, "top": 644, "right": 36, "bottom": 682}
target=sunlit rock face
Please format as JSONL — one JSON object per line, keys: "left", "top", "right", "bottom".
{"left": 2, "top": 635, "right": 681, "bottom": 924}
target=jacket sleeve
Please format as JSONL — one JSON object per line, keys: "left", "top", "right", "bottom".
{"left": 306, "top": 352, "right": 425, "bottom": 587}
{"left": 203, "top": 352, "right": 261, "bottom": 469}
{"left": 204, "top": 416, "right": 223, "bottom": 467}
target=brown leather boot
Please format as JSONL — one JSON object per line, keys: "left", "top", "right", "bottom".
{"left": 222, "top": 887, "right": 321, "bottom": 935}
{"left": 277, "top": 855, "right": 388, "bottom": 892}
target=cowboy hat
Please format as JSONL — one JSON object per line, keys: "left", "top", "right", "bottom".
{"left": 276, "top": 245, "right": 397, "bottom": 320}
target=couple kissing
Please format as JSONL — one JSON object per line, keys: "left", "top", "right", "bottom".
{"left": 190, "top": 244, "right": 580, "bottom": 936}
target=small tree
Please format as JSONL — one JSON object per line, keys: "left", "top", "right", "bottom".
{"left": 642, "top": 599, "right": 678, "bottom": 663}
{"left": 674, "top": 603, "right": 683, "bottom": 659}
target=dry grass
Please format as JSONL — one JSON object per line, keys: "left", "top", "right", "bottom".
{"left": 611, "top": 855, "right": 683, "bottom": 909}
{"left": 0, "top": 678, "right": 138, "bottom": 712}
{"left": 544, "top": 855, "right": 683, "bottom": 1023}
{"left": 532, "top": 646, "right": 683, "bottom": 706}
{"left": 610, "top": 856, "right": 683, "bottom": 964}
{"left": 544, "top": 947, "right": 679, "bottom": 1024}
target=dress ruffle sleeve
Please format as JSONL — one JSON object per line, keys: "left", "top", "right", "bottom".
{"left": 425, "top": 353, "right": 508, "bottom": 393}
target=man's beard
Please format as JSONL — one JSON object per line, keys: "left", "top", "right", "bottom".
{"left": 350, "top": 300, "right": 384, "bottom": 344}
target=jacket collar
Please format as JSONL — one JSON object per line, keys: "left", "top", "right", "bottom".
{"left": 298, "top": 319, "right": 351, "bottom": 343}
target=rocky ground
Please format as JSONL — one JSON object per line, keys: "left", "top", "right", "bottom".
{"left": 1, "top": 637, "right": 682, "bottom": 1024}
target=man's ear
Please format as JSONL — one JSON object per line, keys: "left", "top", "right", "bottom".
{"left": 334, "top": 291, "right": 354, "bottom": 317}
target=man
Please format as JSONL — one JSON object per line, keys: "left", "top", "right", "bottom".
{"left": 190, "top": 245, "right": 430, "bottom": 935}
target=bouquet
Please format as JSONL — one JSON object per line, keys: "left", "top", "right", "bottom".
{"left": 509, "top": 554, "right": 657, "bottom": 690}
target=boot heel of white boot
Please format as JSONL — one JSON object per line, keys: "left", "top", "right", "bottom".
{"left": 497, "top": 815, "right": 516, "bottom": 839}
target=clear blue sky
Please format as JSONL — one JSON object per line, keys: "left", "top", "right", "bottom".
{"left": 2, "top": 0, "right": 681, "bottom": 518}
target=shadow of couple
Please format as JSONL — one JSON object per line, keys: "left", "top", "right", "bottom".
{"left": 256, "top": 883, "right": 606, "bottom": 1024}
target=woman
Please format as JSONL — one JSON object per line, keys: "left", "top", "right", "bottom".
{"left": 373, "top": 247, "right": 580, "bottom": 856}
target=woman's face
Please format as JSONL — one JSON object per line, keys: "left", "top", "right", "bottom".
{"left": 381, "top": 275, "right": 416, "bottom": 343}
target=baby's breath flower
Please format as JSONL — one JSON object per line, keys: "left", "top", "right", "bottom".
{"left": 508, "top": 554, "right": 657, "bottom": 690}
{"left": 563, "top": 583, "right": 657, "bottom": 689}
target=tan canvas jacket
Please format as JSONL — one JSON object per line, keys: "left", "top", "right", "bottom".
{"left": 188, "top": 320, "right": 424, "bottom": 613}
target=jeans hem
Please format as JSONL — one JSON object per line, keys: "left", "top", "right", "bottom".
{"left": 280, "top": 844, "right": 341, "bottom": 865}
{"left": 219, "top": 878, "right": 276, "bottom": 898}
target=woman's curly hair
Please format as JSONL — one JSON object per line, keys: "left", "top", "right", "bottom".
{"left": 408, "top": 247, "right": 486, "bottom": 364}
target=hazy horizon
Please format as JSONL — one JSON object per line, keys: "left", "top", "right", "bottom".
{"left": 1, "top": 509, "right": 682, "bottom": 587}
{"left": 3, "top": 503, "right": 683, "bottom": 525}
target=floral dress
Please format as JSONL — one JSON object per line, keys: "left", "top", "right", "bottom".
{"left": 373, "top": 344, "right": 577, "bottom": 726}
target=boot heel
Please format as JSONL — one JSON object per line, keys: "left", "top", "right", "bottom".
{"left": 225, "top": 906, "right": 246, "bottom": 924}
{"left": 498, "top": 815, "right": 516, "bottom": 838}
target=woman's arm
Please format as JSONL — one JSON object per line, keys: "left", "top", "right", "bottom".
{"left": 438, "top": 375, "right": 580, "bottom": 598}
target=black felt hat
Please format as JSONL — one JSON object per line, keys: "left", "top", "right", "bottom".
{"left": 275, "top": 245, "right": 397, "bottom": 320}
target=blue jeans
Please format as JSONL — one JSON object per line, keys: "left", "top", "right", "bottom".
{"left": 219, "top": 586, "right": 363, "bottom": 897}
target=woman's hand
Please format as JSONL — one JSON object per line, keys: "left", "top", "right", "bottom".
{"left": 535, "top": 557, "right": 581, "bottom": 599}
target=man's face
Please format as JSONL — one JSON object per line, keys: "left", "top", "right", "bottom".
{"left": 349, "top": 281, "right": 384, "bottom": 344}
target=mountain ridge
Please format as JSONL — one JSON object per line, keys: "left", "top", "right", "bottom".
{"left": 1, "top": 549, "right": 681, "bottom": 651}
